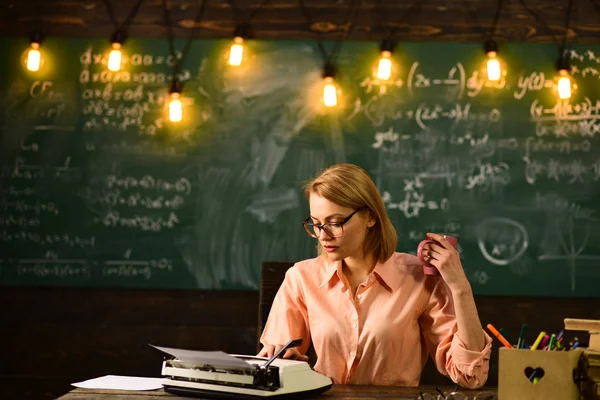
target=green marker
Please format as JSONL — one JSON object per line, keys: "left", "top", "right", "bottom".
{"left": 548, "top": 333, "right": 556, "bottom": 351}
{"left": 517, "top": 324, "right": 528, "bottom": 349}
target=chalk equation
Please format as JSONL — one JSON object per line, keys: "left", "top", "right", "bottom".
{"left": 105, "top": 175, "right": 192, "bottom": 195}
{"left": 0, "top": 231, "right": 96, "bottom": 248}
{"left": 0, "top": 257, "right": 173, "bottom": 280}
{"left": 97, "top": 190, "right": 186, "bottom": 210}
{"left": 523, "top": 157, "right": 600, "bottom": 184}
{"left": 0, "top": 199, "right": 59, "bottom": 216}
{"left": 0, "top": 157, "right": 79, "bottom": 181}
{"left": 524, "top": 137, "right": 592, "bottom": 159}
{"left": 94, "top": 210, "right": 180, "bottom": 231}
{"left": 381, "top": 189, "right": 449, "bottom": 219}
{"left": 477, "top": 218, "right": 529, "bottom": 266}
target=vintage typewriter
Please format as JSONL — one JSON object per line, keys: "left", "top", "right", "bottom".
{"left": 152, "top": 339, "right": 332, "bottom": 399}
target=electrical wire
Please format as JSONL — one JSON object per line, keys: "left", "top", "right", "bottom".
{"left": 560, "top": 0, "right": 575, "bottom": 54}
{"left": 103, "top": 0, "right": 145, "bottom": 32}
{"left": 518, "top": 0, "right": 560, "bottom": 46}
{"left": 375, "top": 0, "right": 423, "bottom": 42}
{"left": 226, "top": 0, "right": 272, "bottom": 27}
{"left": 162, "top": 0, "right": 208, "bottom": 75}
{"left": 488, "top": 0, "right": 503, "bottom": 41}
{"left": 298, "top": 0, "right": 360, "bottom": 67}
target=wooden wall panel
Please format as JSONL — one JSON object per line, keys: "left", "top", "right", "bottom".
{"left": 2, "top": 286, "right": 600, "bottom": 399}
{"left": 0, "top": 0, "right": 599, "bottom": 43}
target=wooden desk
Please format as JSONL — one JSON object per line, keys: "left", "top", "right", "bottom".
{"left": 57, "top": 385, "right": 498, "bottom": 399}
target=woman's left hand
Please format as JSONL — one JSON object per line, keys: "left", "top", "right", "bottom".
{"left": 422, "top": 232, "right": 471, "bottom": 293}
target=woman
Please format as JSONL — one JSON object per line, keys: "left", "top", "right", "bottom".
{"left": 258, "top": 163, "right": 491, "bottom": 388}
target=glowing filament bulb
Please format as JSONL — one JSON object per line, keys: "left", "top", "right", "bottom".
{"left": 486, "top": 51, "right": 501, "bottom": 81}
{"left": 108, "top": 42, "right": 122, "bottom": 72}
{"left": 27, "top": 42, "right": 41, "bottom": 72}
{"left": 376, "top": 50, "right": 392, "bottom": 81}
{"left": 229, "top": 37, "right": 244, "bottom": 66}
{"left": 557, "top": 70, "right": 572, "bottom": 100}
{"left": 169, "top": 92, "right": 183, "bottom": 122}
{"left": 323, "top": 77, "right": 337, "bottom": 107}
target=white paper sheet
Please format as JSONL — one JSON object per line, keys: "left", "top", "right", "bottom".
{"left": 151, "top": 344, "right": 252, "bottom": 368}
{"left": 71, "top": 375, "right": 164, "bottom": 391}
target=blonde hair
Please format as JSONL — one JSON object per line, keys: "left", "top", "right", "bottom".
{"left": 304, "top": 163, "right": 398, "bottom": 263}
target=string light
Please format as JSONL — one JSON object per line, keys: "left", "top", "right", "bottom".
{"left": 108, "top": 30, "right": 126, "bottom": 72}
{"left": 375, "top": 39, "right": 394, "bottom": 81}
{"left": 168, "top": 78, "right": 183, "bottom": 122}
{"left": 322, "top": 64, "right": 338, "bottom": 107}
{"left": 483, "top": 40, "right": 503, "bottom": 81}
{"left": 26, "top": 31, "right": 44, "bottom": 72}
{"left": 228, "top": 25, "right": 247, "bottom": 66}
{"left": 555, "top": 53, "right": 575, "bottom": 100}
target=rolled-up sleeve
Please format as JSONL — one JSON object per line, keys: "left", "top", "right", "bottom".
{"left": 419, "top": 279, "right": 492, "bottom": 389}
{"left": 259, "top": 266, "right": 311, "bottom": 355}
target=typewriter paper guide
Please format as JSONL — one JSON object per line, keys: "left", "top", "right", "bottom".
{"left": 151, "top": 345, "right": 251, "bottom": 369}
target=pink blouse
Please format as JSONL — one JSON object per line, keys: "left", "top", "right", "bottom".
{"left": 260, "top": 252, "right": 492, "bottom": 387}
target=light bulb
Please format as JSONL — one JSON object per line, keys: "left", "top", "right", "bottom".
{"left": 323, "top": 77, "right": 337, "bottom": 107}
{"left": 26, "top": 42, "right": 41, "bottom": 72}
{"left": 169, "top": 92, "right": 183, "bottom": 122}
{"left": 376, "top": 50, "right": 392, "bottom": 81}
{"left": 108, "top": 43, "right": 122, "bottom": 72}
{"left": 557, "top": 70, "right": 572, "bottom": 100}
{"left": 228, "top": 37, "right": 244, "bottom": 66}
{"left": 486, "top": 51, "right": 501, "bottom": 81}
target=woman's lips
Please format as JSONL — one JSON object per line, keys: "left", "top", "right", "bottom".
{"left": 323, "top": 246, "right": 338, "bottom": 253}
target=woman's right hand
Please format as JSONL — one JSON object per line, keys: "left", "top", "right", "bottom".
{"left": 257, "top": 344, "right": 309, "bottom": 362}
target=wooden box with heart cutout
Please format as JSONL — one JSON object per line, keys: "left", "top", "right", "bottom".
{"left": 498, "top": 348, "right": 583, "bottom": 400}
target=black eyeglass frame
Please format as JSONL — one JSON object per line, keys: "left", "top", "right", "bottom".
{"left": 302, "top": 208, "right": 364, "bottom": 238}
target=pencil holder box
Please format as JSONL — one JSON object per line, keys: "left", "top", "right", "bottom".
{"left": 498, "top": 348, "right": 583, "bottom": 400}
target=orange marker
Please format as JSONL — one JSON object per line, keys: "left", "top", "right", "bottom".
{"left": 486, "top": 323, "right": 513, "bottom": 348}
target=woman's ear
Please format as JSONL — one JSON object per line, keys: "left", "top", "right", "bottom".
{"left": 367, "top": 215, "right": 376, "bottom": 228}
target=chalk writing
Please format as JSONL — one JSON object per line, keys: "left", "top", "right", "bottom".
{"left": 464, "top": 162, "right": 510, "bottom": 191}
{"left": 523, "top": 157, "right": 600, "bottom": 184}
{"left": 382, "top": 189, "right": 450, "bottom": 218}
{"left": 84, "top": 140, "right": 181, "bottom": 157}
{"left": 525, "top": 137, "right": 592, "bottom": 158}
{"left": 0, "top": 259, "right": 91, "bottom": 278}
{"left": 80, "top": 48, "right": 182, "bottom": 69}
{"left": 407, "top": 62, "right": 467, "bottom": 99}
{"left": 98, "top": 190, "right": 186, "bottom": 210}
{"left": 471, "top": 270, "right": 490, "bottom": 285}
{"left": 535, "top": 192, "right": 596, "bottom": 221}
{"left": 360, "top": 76, "right": 404, "bottom": 95}
{"left": 0, "top": 186, "right": 36, "bottom": 197}
{"left": 465, "top": 71, "right": 507, "bottom": 97}
{"left": 105, "top": 175, "right": 192, "bottom": 195}
{"left": 569, "top": 49, "right": 600, "bottom": 64}
{"left": 0, "top": 200, "right": 59, "bottom": 216}
{"left": 0, "top": 216, "right": 41, "bottom": 228}
{"left": 102, "top": 259, "right": 172, "bottom": 280}
{"left": 95, "top": 211, "right": 180, "bottom": 231}
{"left": 0, "top": 231, "right": 96, "bottom": 248}
{"left": 0, "top": 158, "right": 80, "bottom": 181}
{"left": 477, "top": 218, "right": 529, "bottom": 266}
{"left": 514, "top": 72, "right": 554, "bottom": 99}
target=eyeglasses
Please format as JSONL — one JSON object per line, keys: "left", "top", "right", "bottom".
{"left": 417, "top": 387, "right": 497, "bottom": 400}
{"left": 302, "top": 208, "right": 363, "bottom": 238}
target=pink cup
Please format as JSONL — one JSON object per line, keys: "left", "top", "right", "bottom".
{"left": 417, "top": 235, "right": 458, "bottom": 276}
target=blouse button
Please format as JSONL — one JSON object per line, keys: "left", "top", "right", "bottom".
{"left": 356, "top": 294, "right": 362, "bottom": 299}
{"left": 352, "top": 323, "right": 357, "bottom": 328}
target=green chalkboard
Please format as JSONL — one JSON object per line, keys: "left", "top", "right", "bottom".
{"left": 1, "top": 36, "right": 599, "bottom": 297}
